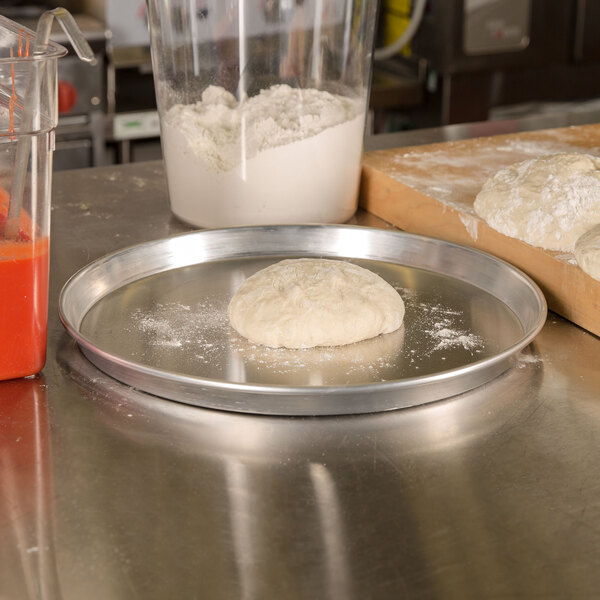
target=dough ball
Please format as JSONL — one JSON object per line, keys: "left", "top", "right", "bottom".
{"left": 575, "top": 223, "right": 600, "bottom": 281}
{"left": 228, "top": 258, "right": 405, "bottom": 348}
{"left": 474, "top": 153, "right": 600, "bottom": 252}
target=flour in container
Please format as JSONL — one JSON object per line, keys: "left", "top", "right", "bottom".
{"left": 161, "top": 84, "right": 365, "bottom": 227}
{"left": 474, "top": 153, "right": 600, "bottom": 252}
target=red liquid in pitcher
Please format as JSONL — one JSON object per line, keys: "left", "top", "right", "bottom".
{"left": 0, "top": 238, "right": 49, "bottom": 379}
{"left": 0, "top": 190, "right": 49, "bottom": 380}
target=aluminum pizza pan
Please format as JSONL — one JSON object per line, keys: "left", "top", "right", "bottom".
{"left": 58, "top": 224, "right": 547, "bottom": 415}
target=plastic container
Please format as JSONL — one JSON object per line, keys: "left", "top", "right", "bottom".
{"left": 147, "top": 0, "right": 377, "bottom": 228}
{"left": 0, "top": 16, "right": 66, "bottom": 380}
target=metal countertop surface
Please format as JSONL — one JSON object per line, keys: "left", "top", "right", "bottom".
{"left": 2, "top": 114, "right": 600, "bottom": 599}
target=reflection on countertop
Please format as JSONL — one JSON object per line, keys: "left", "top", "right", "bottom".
{"left": 0, "top": 109, "right": 599, "bottom": 597}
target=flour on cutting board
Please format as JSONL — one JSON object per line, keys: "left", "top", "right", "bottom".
{"left": 383, "top": 135, "right": 600, "bottom": 244}
{"left": 459, "top": 214, "right": 479, "bottom": 241}
{"left": 386, "top": 137, "right": 599, "bottom": 208}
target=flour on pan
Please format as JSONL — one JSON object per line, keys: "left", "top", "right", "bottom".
{"left": 127, "top": 288, "right": 484, "bottom": 380}
{"left": 130, "top": 301, "right": 229, "bottom": 362}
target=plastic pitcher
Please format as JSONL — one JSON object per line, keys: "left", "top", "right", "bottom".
{"left": 147, "top": 0, "right": 378, "bottom": 228}
{"left": 0, "top": 11, "right": 91, "bottom": 380}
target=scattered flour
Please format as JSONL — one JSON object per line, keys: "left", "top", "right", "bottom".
{"left": 494, "top": 138, "right": 581, "bottom": 156}
{"left": 574, "top": 223, "right": 600, "bottom": 280}
{"left": 130, "top": 300, "right": 228, "bottom": 363}
{"left": 127, "top": 286, "right": 485, "bottom": 383}
{"left": 161, "top": 84, "right": 365, "bottom": 227}
{"left": 385, "top": 138, "right": 593, "bottom": 215}
{"left": 414, "top": 302, "right": 484, "bottom": 356}
{"left": 517, "top": 353, "right": 543, "bottom": 368}
{"left": 459, "top": 213, "right": 479, "bottom": 241}
{"left": 429, "top": 326, "right": 482, "bottom": 352}
{"left": 554, "top": 253, "right": 579, "bottom": 265}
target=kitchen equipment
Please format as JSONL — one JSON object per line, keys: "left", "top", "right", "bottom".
{"left": 146, "top": 0, "right": 378, "bottom": 227}
{"left": 0, "top": 10, "right": 91, "bottom": 380}
{"left": 4, "top": 7, "right": 108, "bottom": 170}
{"left": 361, "top": 123, "right": 600, "bottom": 336}
{"left": 8, "top": 9, "right": 94, "bottom": 240}
{"left": 48, "top": 14, "right": 107, "bottom": 171}
{"left": 375, "top": 0, "right": 600, "bottom": 127}
{"left": 58, "top": 225, "right": 546, "bottom": 415}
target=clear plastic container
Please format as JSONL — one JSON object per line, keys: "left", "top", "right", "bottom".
{"left": 147, "top": 0, "right": 377, "bottom": 228}
{"left": 0, "top": 16, "right": 66, "bottom": 380}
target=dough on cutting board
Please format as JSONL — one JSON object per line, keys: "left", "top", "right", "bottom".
{"left": 228, "top": 258, "right": 405, "bottom": 348}
{"left": 473, "top": 153, "right": 600, "bottom": 252}
{"left": 575, "top": 223, "right": 600, "bottom": 281}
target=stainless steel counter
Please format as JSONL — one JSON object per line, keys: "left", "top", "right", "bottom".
{"left": 2, "top": 115, "right": 600, "bottom": 599}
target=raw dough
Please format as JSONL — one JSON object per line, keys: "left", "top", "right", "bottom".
{"left": 474, "top": 153, "right": 600, "bottom": 251}
{"left": 228, "top": 258, "right": 405, "bottom": 348}
{"left": 575, "top": 223, "right": 600, "bottom": 281}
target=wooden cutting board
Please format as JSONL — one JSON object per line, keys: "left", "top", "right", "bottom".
{"left": 360, "top": 123, "right": 600, "bottom": 337}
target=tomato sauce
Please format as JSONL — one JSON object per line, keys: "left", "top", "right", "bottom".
{"left": 0, "top": 238, "right": 49, "bottom": 380}
{"left": 0, "top": 189, "right": 49, "bottom": 380}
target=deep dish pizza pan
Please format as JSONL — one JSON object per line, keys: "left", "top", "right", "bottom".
{"left": 58, "top": 224, "right": 547, "bottom": 415}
